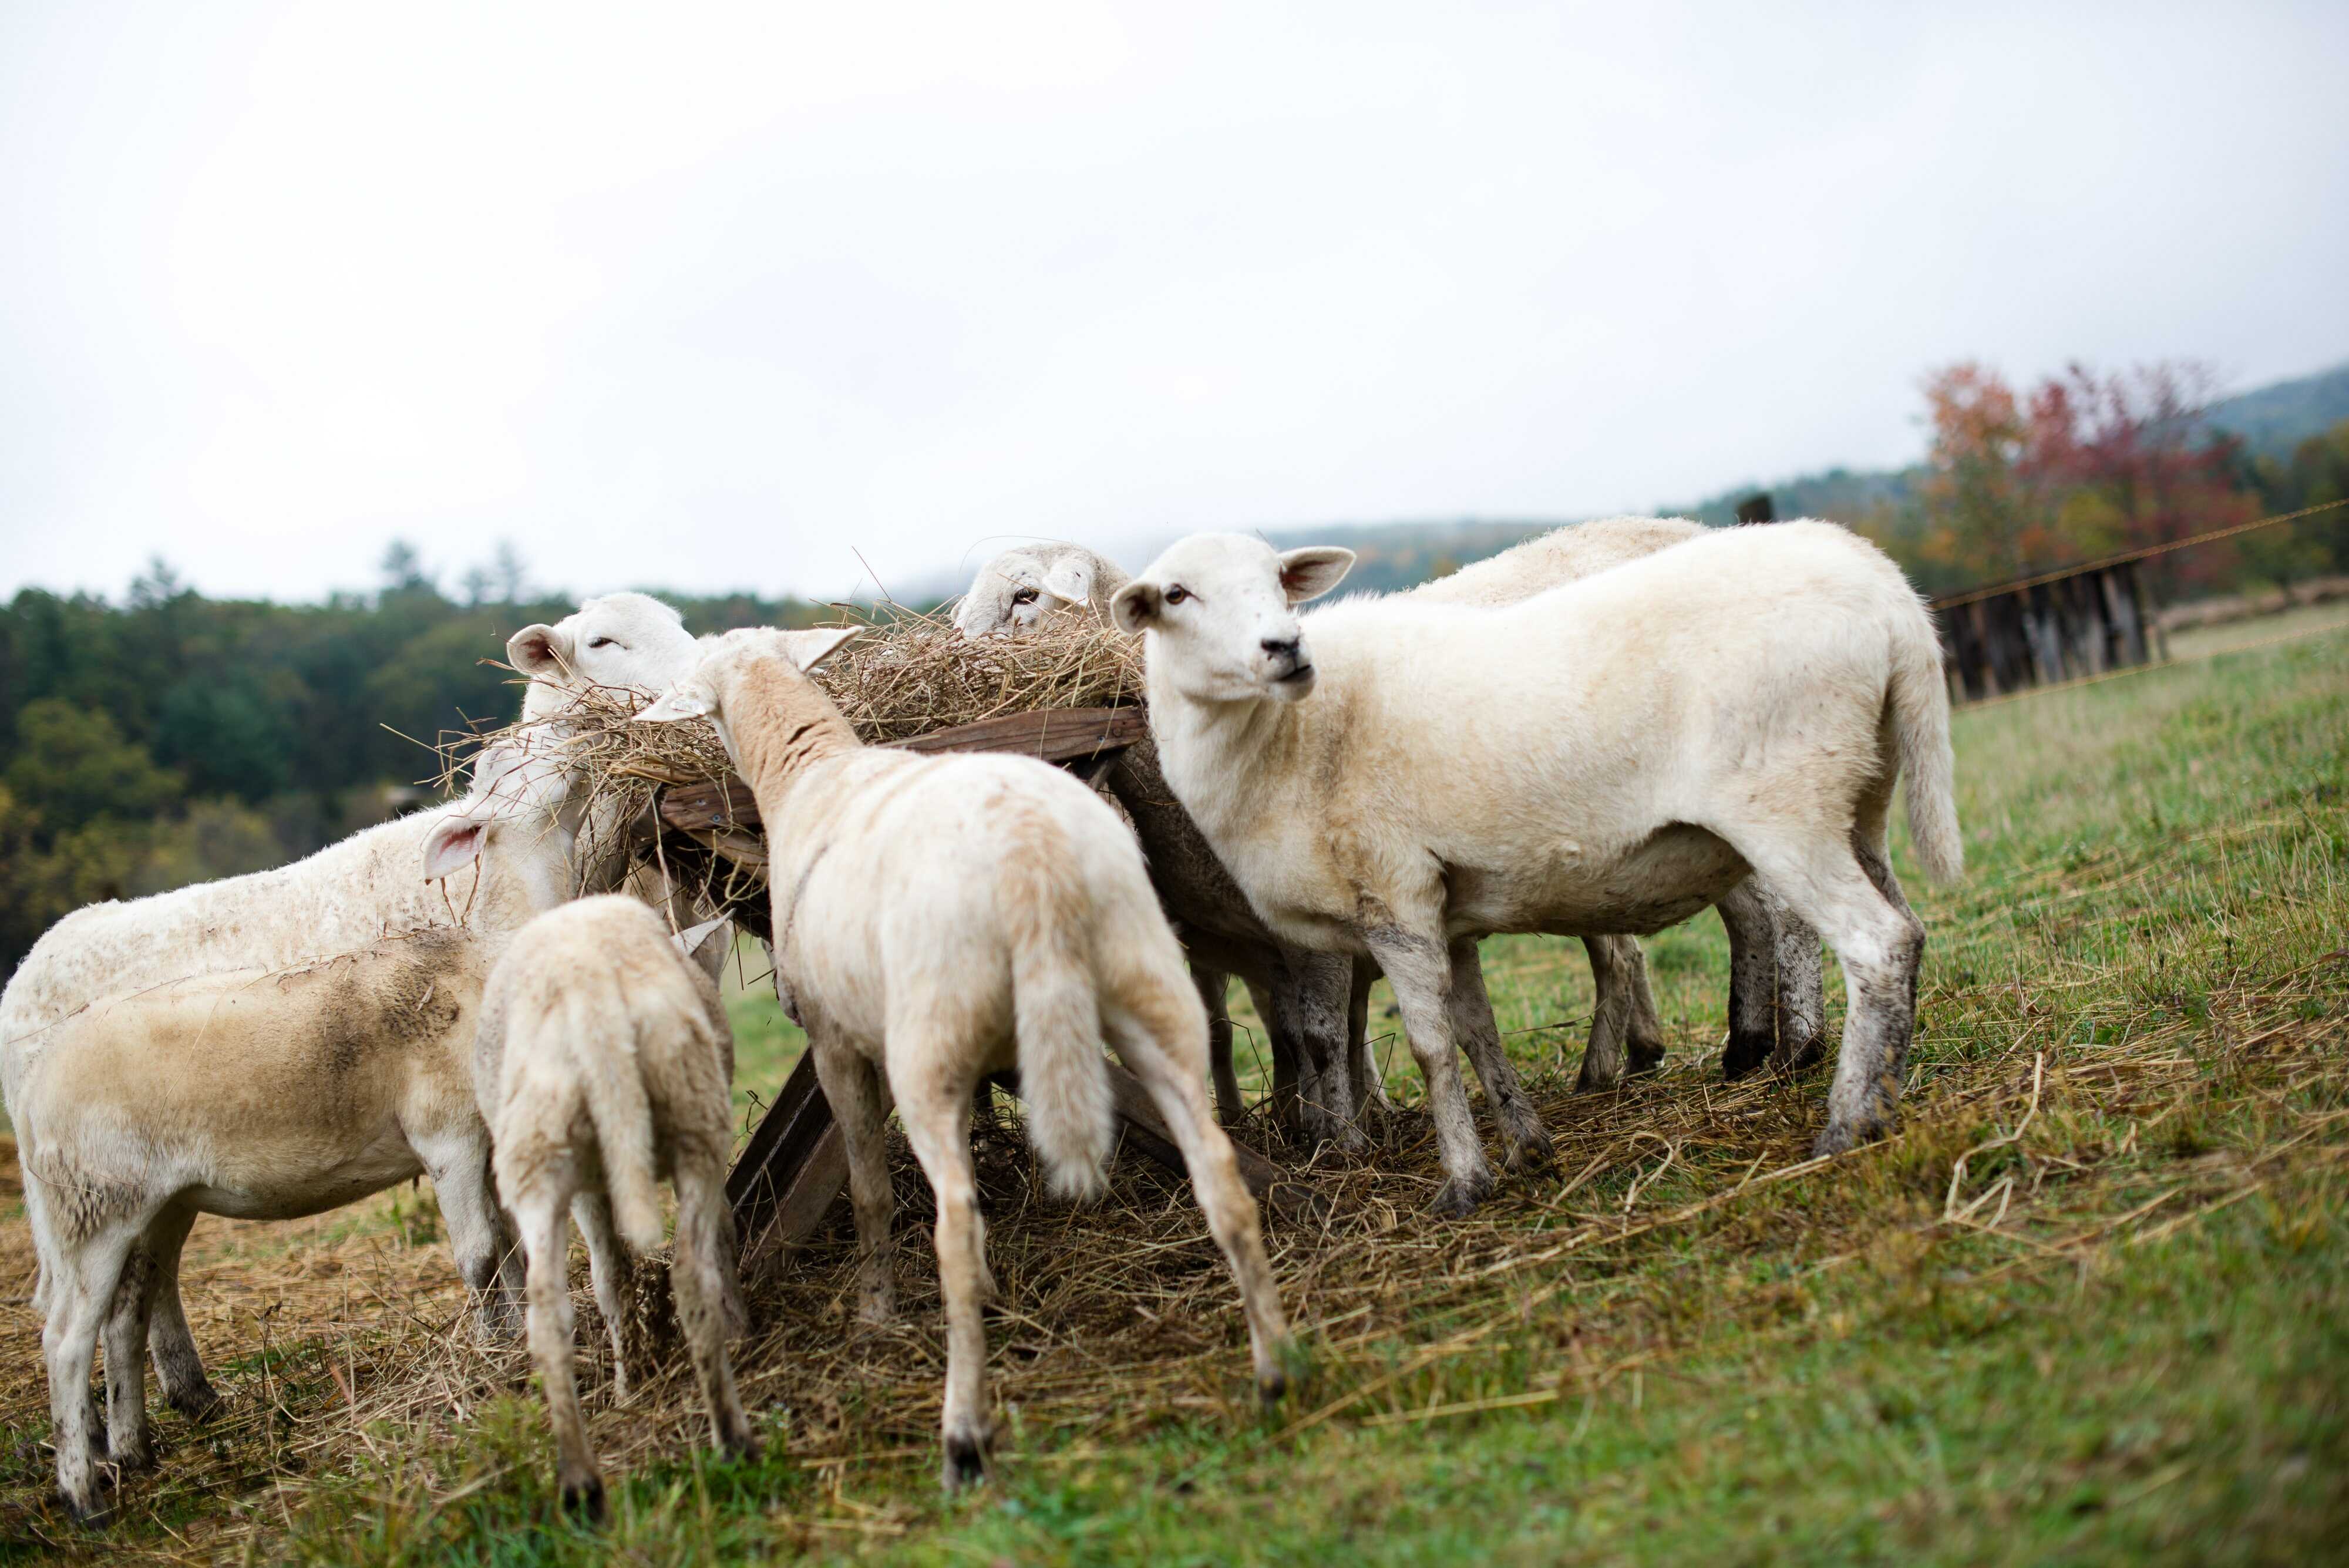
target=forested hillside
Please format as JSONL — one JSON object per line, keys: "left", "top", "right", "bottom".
{"left": 0, "top": 556, "right": 829, "bottom": 973}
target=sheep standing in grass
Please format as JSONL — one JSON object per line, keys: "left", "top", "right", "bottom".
{"left": 639, "top": 628, "right": 1297, "bottom": 1488}
{"left": 958, "top": 520, "right": 1828, "bottom": 1138}
{"left": 14, "top": 926, "right": 507, "bottom": 1520}
{"left": 473, "top": 897, "right": 752, "bottom": 1519}
{"left": 1112, "top": 526, "right": 1961, "bottom": 1212}
{"left": 1, "top": 741, "right": 618, "bottom": 1441}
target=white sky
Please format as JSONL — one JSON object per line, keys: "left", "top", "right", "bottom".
{"left": 4, "top": 1, "right": 2345, "bottom": 605}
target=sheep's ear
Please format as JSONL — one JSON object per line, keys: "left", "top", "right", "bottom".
{"left": 421, "top": 817, "right": 489, "bottom": 881}
{"left": 637, "top": 687, "right": 713, "bottom": 723}
{"left": 1041, "top": 558, "right": 1094, "bottom": 604}
{"left": 670, "top": 916, "right": 729, "bottom": 960}
{"left": 1278, "top": 547, "right": 1354, "bottom": 603}
{"left": 507, "top": 623, "right": 575, "bottom": 679}
{"left": 1109, "top": 581, "right": 1161, "bottom": 634}
{"left": 780, "top": 628, "right": 859, "bottom": 672}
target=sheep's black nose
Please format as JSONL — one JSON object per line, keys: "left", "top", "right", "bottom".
{"left": 1261, "top": 637, "right": 1301, "bottom": 661}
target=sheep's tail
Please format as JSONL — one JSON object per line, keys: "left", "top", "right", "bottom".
{"left": 1007, "top": 822, "right": 1115, "bottom": 1203}
{"left": 1890, "top": 601, "right": 1964, "bottom": 883}
{"left": 571, "top": 991, "right": 667, "bottom": 1253}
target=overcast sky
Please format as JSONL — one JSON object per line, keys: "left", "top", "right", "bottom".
{"left": 4, "top": 2, "right": 2344, "bottom": 606}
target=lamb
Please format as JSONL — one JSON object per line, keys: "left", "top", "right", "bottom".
{"left": 638, "top": 628, "right": 1296, "bottom": 1488}
{"left": 472, "top": 897, "right": 752, "bottom": 1518}
{"left": 0, "top": 739, "right": 629, "bottom": 1445}
{"left": 1110, "top": 524, "right": 1961, "bottom": 1213}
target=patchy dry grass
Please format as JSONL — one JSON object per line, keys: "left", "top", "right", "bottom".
{"left": 2, "top": 623, "right": 2344, "bottom": 1564}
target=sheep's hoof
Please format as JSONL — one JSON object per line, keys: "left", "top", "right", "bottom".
{"left": 1428, "top": 1175, "right": 1493, "bottom": 1219}
{"left": 1501, "top": 1134, "right": 1554, "bottom": 1176}
{"left": 59, "top": 1489, "right": 113, "bottom": 1529}
{"left": 165, "top": 1381, "right": 224, "bottom": 1424}
{"left": 1627, "top": 1039, "right": 1668, "bottom": 1076}
{"left": 1811, "top": 1115, "right": 1890, "bottom": 1160}
{"left": 560, "top": 1474, "right": 607, "bottom": 1523}
{"left": 107, "top": 1438, "right": 155, "bottom": 1474}
{"left": 1720, "top": 1027, "right": 1774, "bottom": 1081}
{"left": 941, "top": 1432, "right": 991, "bottom": 1490}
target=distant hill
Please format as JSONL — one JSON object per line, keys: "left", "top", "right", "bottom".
{"left": 1259, "top": 358, "right": 2349, "bottom": 594}
{"left": 2200, "top": 360, "right": 2349, "bottom": 456}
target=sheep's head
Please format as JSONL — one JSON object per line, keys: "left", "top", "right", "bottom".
{"left": 1112, "top": 534, "right": 1352, "bottom": 704}
{"left": 420, "top": 741, "right": 578, "bottom": 883}
{"left": 953, "top": 546, "right": 1126, "bottom": 639}
{"left": 635, "top": 627, "right": 861, "bottom": 769}
{"left": 510, "top": 593, "right": 701, "bottom": 718}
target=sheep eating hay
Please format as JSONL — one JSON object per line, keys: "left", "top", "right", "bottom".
{"left": 444, "top": 604, "right": 1148, "bottom": 924}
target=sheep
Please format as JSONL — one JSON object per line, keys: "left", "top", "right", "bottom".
{"left": 0, "top": 739, "right": 629, "bottom": 1446}
{"left": 472, "top": 897, "right": 752, "bottom": 1518}
{"left": 951, "top": 543, "right": 1130, "bottom": 637}
{"left": 15, "top": 927, "right": 504, "bottom": 1519}
{"left": 959, "top": 521, "right": 1826, "bottom": 1138}
{"left": 509, "top": 591, "right": 707, "bottom": 721}
{"left": 1110, "top": 524, "right": 1961, "bottom": 1213}
{"left": 638, "top": 627, "right": 1297, "bottom": 1488}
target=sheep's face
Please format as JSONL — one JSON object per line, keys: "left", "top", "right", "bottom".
{"left": 953, "top": 548, "right": 1110, "bottom": 639}
{"left": 1111, "top": 535, "right": 1354, "bottom": 704}
{"left": 510, "top": 593, "right": 700, "bottom": 715}
{"left": 636, "top": 627, "right": 861, "bottom": 771}
{"left": 420, "top": 741, "right": 577, "bottom": 882}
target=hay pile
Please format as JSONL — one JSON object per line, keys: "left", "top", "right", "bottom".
{"left": 436, "top": 605, "right": 1146, "bottom": 922}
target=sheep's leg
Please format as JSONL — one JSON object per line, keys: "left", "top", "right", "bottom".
{"left": 486, "top": 1204, "right": 529, "bottom": 1341}
{"left": 1576, "top": 936, "right": 1634, "bottom": 1091}
{"left": 1730, "top": 823, "right": 1924, "bottom": 1159}
{"left": 1264, "top": 954, "right": 1364, "bottom": 1152}
{"left": 1194, "top": 965, "right": 1246, "bottom": 1126}
{"left": 672, "top": 1156, "right": 758, "bottom": 1460}
{"left": 1105, "top": 995, "right": 1298, "bottom": 1398}
{"left": 1606, "top": 937, "right": 1668, "bottom": 1075}
{"left": 571, "top": 1192, "right": 637, "bottom": 1403}
{"left": 1716, "top": 880, "right": 1782, "bottom": 1080}
{"left": 1345, "top": 956, "right": 1394, "bottom": 1125}
{"left": 1768, "top": 901, "right": 1828, "bottom": 1075}
{"left": 894, "top": 1071, "right": 996, "bottom": 1490}
{"left": 1364, "top": 928, "right": 1494, "bottom": 1216}
{"left": 43, "top": 1223, "right": 139, "bottom": 1521}
{"left": 137, "top": 1205, "right": 219, "bottom": 1422}
{"left": 813, "top": 1039, "right": 901, "bottom": 1324}
{"left": 418, "top": 1131, "right": 510, "bottom": 1344}
{"left": 100, "top": 1217, "right": 174, "bottom": 1471}
{"left": 516, "top": 1187, "right": 603, "bottom": 1520}
{"left": 1446, "top": 938, "right": 1552, "bottom": 1173}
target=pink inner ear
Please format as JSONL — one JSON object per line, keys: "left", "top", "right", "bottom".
{"left": 423, "top": 820, "right": 487, "bottom": 881}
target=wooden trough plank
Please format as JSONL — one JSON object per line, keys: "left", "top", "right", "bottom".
{"left": 661, "top": 706, "right": 1148, "bottom": 837}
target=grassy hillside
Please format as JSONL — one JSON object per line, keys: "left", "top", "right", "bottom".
{"left": 4, "top": 610, "right": 2342, "bottom": 1563}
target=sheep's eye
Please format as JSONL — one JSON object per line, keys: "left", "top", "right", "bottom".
{"left": 587, "top": 636, "right": 618, "bottom": 650}
{"left": 1164, "top": 585, "right": 1190, "bottom": 605}
{"left": 1012, "top": 588, "right": 1039, "bottom": 605}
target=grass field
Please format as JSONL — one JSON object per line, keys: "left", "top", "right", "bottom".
{"left": 2, "top": 620, "right": 2344, "bottom": 1563}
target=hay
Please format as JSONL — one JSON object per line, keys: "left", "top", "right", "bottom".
{"left": 432, "top": 604, "right": 1145, "bottom": 926}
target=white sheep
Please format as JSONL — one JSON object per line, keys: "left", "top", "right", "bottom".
{"left": 1110, "top": 524, "right": 1961, "bottom": 1212}
{"left": 958, "top": 520, "right": 1826, "bottom": 1136}
{"left": 472, "top": 897, "right": 752, "bottom": 1518}
{"left": 509, "top": 591, "right": 707, "bottom": 720}
{"left": 0, "top": 739, "right": 628, "bottom": 1447}
{"left": 15, "top": 924, "right": 505, "bottom": 1519}
{"left": 638, "top": 628, "right": 1297, "bottom": 1488}
{"left": 950, "top": 543, "right": 1130, "bottom": 637}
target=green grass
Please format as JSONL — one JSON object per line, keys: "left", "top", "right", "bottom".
{"left": 9, "top": 624, "right": 2347, "bottom": 1563}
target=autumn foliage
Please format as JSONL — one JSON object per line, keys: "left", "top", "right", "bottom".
{"left": 1909, "top": 359, "right": 2259, "bottom": 597}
